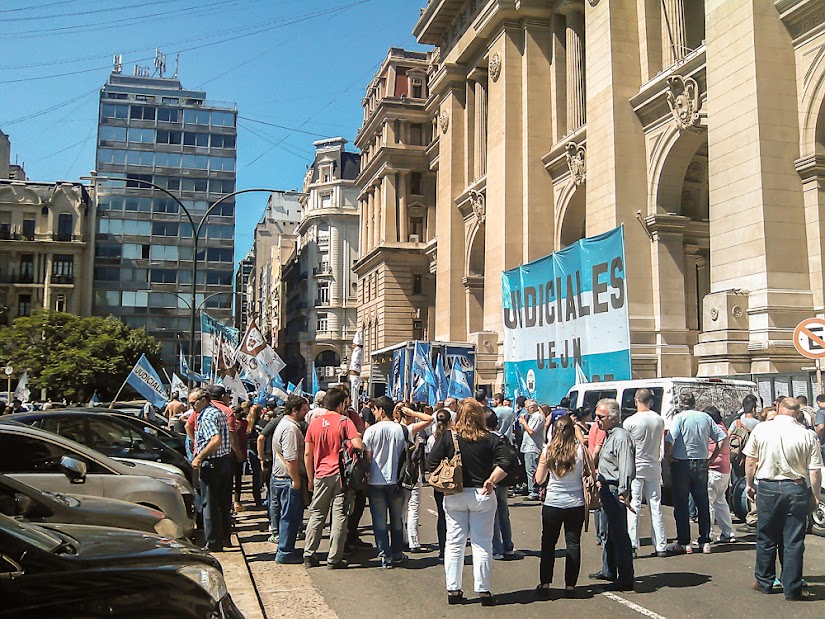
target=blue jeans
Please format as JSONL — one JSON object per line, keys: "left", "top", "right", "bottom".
{"left": 523, "top": 451, "right": 539, "bottom": 497}
{"left": 199, "top": 456, "right": 233, "bottom": 550}
{"left": 273, "top": 477, "right": 303, "bottom": 560}
{"left": 598, "top": 480, "right": 634, "bottom": 585}
{"left": 754, "top": 480, "right": 810, "bottom": 599}
{"left": 671, "top": 459, "right": 711, "bottom": 545}
{"left": 368, "top": 484, "right": 405, "bottom": 561}
{"left": 492, "top": 484, "right": 513, "bottom": 556}
{"left": 268, "top": 473, "right": 282, "bottom": 533}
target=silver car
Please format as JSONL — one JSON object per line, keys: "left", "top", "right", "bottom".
{"left": 0, "top": 473, "right": 183, "bottom": 539}
{"left": 0, "top": 423, "right": 195, "bottom": 537}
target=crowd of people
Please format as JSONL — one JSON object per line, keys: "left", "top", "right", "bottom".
{"left": 166, "top": 382, "right": 823, "bottom": 606}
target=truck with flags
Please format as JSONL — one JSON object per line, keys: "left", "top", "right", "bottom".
{"left": 368, "top": 341, "right": 476, "bottom": 404}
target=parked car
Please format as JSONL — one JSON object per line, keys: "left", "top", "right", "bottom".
{"left": 0, "top": 422, "right": 195, "bottom": 537}
{"left": 6, "top": 410, "right": 193, "bottom": 483}
{"left": 0, "top": 512, "right": 242, "bottom": 618}
{"left": 0, "top": 473, "right": 183, "bottom": 539}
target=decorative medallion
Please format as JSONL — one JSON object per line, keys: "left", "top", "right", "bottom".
{"left": 439, "top": 109, "right": 449, "bottom": 134}
{"left": 710, "top": 308, "right": 719, "bottom": 321}
{"left": 732, "top": 305, "right": 744, "bottom": 318}
{"left": 489, "top": 52, "right": 501, "bottom": 83}
{"left": 469, "top": 190, "right": 486, "bottom": 224}
{"left": 565, "top": 142, "right": 586, "bottom": 186}
{"left": 665, "top": 75, "right": 701, "bottom": 131}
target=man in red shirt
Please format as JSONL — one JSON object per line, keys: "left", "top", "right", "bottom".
{"left": 302, "top": 386, "right": 364, "bottom": 569}
{"left": 588, "top": 417, "right": 609, "bottom": 551}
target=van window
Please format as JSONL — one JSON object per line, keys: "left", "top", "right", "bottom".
{"left": 568, "top": 391, "right": 579, "bottom": 408}
{"left": 620, "top": 387, "right": 664, "bottom": 420}
{"left": 582, "top": 390, "right": 617, "bottom": 416}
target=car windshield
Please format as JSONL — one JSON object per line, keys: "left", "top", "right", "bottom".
{"left": 0, "top": 511, "right": 62, "bottom": 552}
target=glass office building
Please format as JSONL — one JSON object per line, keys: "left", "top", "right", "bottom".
{"left": 94, "top": 72, "right": 237, "bottom": 370}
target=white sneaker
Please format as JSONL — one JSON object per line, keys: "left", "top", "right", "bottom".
{"left": 702, "top": 543, "right": 712, "bottom": 554}
{"left": 718, "top": 534, "right": 736, "bottom": 543}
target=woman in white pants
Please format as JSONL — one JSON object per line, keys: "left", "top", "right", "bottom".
{"left": 426, "top": 399, "right": 516, "bottom": 606}
{"left": 396, "top": 403, "right": 433, "bottom": 551}
{"left": 705, "top": 407, "right": 736, "bottom": 542}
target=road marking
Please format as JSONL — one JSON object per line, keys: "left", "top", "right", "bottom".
{"left": 601, "top": 592, "right": 667, "bottom": 619}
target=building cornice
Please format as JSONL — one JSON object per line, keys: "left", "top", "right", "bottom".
{"left": 352, "top": 242, "right": 428, "bottom": 275}
{"left": 775, "top": 0, "right": 825, "bottom": 45}
{"left": 355, "top": 98, "right": 430, "bottom": 148}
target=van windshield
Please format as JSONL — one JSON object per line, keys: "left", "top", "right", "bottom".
{"left": 582, "top": 390, "right": 617, "bottom": 416}
{"left": 620, "top": 387, "right": 664, "bottom": 420}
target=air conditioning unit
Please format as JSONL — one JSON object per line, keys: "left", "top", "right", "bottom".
{"left": 408, "top": 234, "right": 420, "bottom": 243}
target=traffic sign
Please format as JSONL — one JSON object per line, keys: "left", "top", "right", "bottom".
{"left": 793, "top": 318, "right": 825, "bottom": 359}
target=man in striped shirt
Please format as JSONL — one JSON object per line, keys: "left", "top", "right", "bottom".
{"left": 190, "top": 387, "right": 232, "bottom": 552}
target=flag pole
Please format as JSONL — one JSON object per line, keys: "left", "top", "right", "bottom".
{"left": 109, "top": 373, "right": 130, "bottom": 409}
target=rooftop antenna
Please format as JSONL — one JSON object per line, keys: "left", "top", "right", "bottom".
{"left": 173, "top": 54, "right": 179, "bottom": 79}
{"left": 113, "top": 54, "right": 123, "bottom": 74}
{"left": 153, "top": 49, "right": 167, "bottom": 78}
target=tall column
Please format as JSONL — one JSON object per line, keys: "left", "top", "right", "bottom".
{"left": 398, "top": 172, "right": 409, "bottom": 242}
{"left": 662, "top": 0, "right": 687, "bottom": 66}
{"left": 373, "top": 185, "right": 381, "bottom": 248}
{"left": 382, "top": 174, "right": 397, "bottom": 242}
{"left": 359, "top": 198, "right": 367, "bottom": 257}
{"left": 473, "top": 76, "right": 488, "bottom": 180}
{"left": 565, "top": 9, "right": 585, "bottom": 133}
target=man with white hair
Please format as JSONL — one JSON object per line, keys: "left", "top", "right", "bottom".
{"left": 589, "top": 398, "right": 635, "bottom": 591}
{"left": 313, "top": 390, "right": 326, "bottom": 409}
{"left": 519, "top": 399, "right": 545, "bottom": 501}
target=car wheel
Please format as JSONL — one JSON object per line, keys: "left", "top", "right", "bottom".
{"left": 810, "top": 500, "right": 825, "bottom": 537}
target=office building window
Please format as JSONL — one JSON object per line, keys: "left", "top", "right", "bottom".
{"left": 206, "top": 248, "right": 233, "bottom": 262}
{"left": 156, "top": 130, "right": 182, "bottom": 145}
{"left": 99, "top": 126, "right": 127, "bottom": 142}
{"left": 129, "top": 105, "right": 156, "bottom": 120}
{"left": 183, "top": 132, "right": 209, "bottom": 147}
{"left": 150, "top": 269, "right": 177, "bottom": 284}
{"left": 101, "top": 103, "right": 128, "bottom": 119}
{"left": 94, "top": 267, "right": 120, "bottom": 281}
{"left": 152, "top": 222, "right": 179, "bottom": 237}
{"left": 95, "top": 244, "right": 122, "bottom": 259}
{"left": 127, "top": 128, "right": 154, "bottom": 143}
{"left": 211, "top": 111, "right": 235, "bottom": 127}
{"left": 206, "top": 271, "right": 232, "bottom": 286}
{"left": 317, "top": 312, "right": 328, "bottom": 332}
{"left": 210, "top": 134, "right": 235, "bottom": 149}
{"left": 17, "top": 294, "right": 32, "bottom": 317}
{"left": 126, "top": 173, "right": 153, "bottom": 189}
{"left": 122, "top": 291, "right": 149, "bottom": 307}
{"left": 150, "top": 245, "right": 179, "bottom": 261}
{"left": 157, "top": 108, "right": 180, "bottom": 123}
{"left": 183, "top": 108, "right": 211, "bottom": 125}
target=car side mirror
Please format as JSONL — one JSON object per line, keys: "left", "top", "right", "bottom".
{"left": 59, "top": 456, "right": 87, "bottom": 484}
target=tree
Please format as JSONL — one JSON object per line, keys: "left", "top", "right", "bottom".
{"left": 0, "top": 310, "right": 162, "bottom": 404}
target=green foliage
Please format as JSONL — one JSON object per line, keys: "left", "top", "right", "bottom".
{"left": 0, "top": 310, "right": 162, "bottom": 403}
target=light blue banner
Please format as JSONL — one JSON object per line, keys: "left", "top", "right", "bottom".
{"left": 126, "top": 354, "right": 168, "bottom": 409}
{"left": 501, "top": 226, "right": 631, "bottom": 404}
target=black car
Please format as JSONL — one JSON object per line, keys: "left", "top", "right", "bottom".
{"left": 6, "top": 411, "right": 193, "bottom": 484}
{"left": 0, "top": 512, "right": 242, "bottom": 618}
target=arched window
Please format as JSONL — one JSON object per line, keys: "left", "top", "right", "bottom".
{"left": 57, "top": 213, "right": 73, "bottom": 241}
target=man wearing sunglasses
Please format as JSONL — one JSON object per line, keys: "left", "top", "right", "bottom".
{"left": 190, "top": 387, "right": 232, "bottom": 553}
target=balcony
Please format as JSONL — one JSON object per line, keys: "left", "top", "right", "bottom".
{"left": 313, "top": 265, "right": 333, "bottom": 277}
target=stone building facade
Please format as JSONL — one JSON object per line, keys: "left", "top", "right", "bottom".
{"left": 413, "top": 0, "right": 825, "bottom": 388}
{"left": 354, "top": 48, "right": 437, "bottom": 387}
{"left": 283, "top": 138, "right": 360, "bottom": 388}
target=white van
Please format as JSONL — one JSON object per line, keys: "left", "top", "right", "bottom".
{"left": 565, "top": 377, "right": 758, "bottom": 429}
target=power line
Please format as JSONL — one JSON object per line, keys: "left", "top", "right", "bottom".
{"left": 238, "top": 116, "right": 329, "bottom": 138}
{"left": 0, "top": 88, "right": 98, "bottom": 126}
{"left": 0, "top": 0, "right": 75, "bottom": 14}
{"left": 1, "top": 0, "right": 194, "bottom": 22}
{"left": 0, "top": 1, "right": 372, "bottom": 83}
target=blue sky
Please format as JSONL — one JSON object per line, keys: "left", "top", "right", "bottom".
{"left": 0, "top": 0, "right": 428, "bottom": 262}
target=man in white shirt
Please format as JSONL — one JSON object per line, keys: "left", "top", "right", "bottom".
{"left": 519, "top": 399, "right": 545, "bottom": 501}
{"left": 622, "top": 388, "right": 667, "bottom": 557}
{"left": 363, "top": 395, "right": 409, "bottom": 569}
{"left": 745, "top": 397, "right": 823, "bottom": 600}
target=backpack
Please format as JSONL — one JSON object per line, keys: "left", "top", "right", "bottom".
{"left": 338, "top": 419, "right": 368, "bottom": 493}
{"left": 397, "top": 425, "right": 421, "bottom": 491}
{"left": 728, "top": 418, "right": 751, "bottom": 470}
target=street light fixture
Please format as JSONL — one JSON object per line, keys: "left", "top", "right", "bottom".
{"left": 83, "top": 172, "right": 275, "bottom": 369}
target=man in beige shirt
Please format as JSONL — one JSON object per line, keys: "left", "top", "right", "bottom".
{"left": 744, "top": 397, "right": 823, "bottom": 600}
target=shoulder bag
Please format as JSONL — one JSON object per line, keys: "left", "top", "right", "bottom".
{"left": 429, "top": 430, "right": 463, "bottom": 495}
{"left": 581, "top": 444, "right": 601, "bottom": 523}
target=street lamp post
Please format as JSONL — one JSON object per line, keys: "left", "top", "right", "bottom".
{"left": 85, "top": 172, "right": 275, "bottom": 370}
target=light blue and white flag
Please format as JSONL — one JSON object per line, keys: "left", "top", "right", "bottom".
{"left": 501, "top": 225, "right": 631, "bottom": 404}
{"left": 447, "top": 362, "right": 472, "bottom": 400}
{"left": 292, "top": 379, "right": 304, "bottom": 396}
{"left": 311, "top": 364, "right": 319, "bottom": 396}
{"left": 126, "top": 354, "right": 168, "bottom": 409}
{"left": 88, "top": 391, "right": 101, "bottom": 407}
{"left": 434, "top": 354, "right": 449, "bottom": 401}
{"left": 180, "top": 349, "right": 208, "bottom": 383}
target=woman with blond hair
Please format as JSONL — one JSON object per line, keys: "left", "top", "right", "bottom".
{"left": 426, "top": 398, "right": 516, "bottom": 606}
{"left": 534, "top": 415, "right": 590, "bottom": 598}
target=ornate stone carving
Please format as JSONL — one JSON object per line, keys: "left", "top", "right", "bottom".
{"left": 469, "top": 190, "right": 485, "bottom": 224}
{"left": 665, "top": 75, "right": 701, "bottom": 131}
{"left": 588, "top": 0, "right": 600, "bottom": 5}
{"left": 565, "top": 142, "right": 586, "bottom": 186}
{"left": 439, "top": 109, "right": 449, "bottom": 134}
{"left": 710, "top": 308, "right": 719, "bottom": 321}
{"left": 732, "top": 305, "right": 744, "bottom": 318}
{"left": 489, "top": 52, "right": 501, "bottom": 83}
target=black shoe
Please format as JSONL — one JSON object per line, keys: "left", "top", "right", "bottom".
{"left": 565, "top": 586, "right": 577, "bottom": 599}
{"left": 222, "top": 537, "right": 233, "bottom": 548}
{"left": 303, "top": 555, "right": 320, "bottom": 568}
{"left": 328, "top": 559, "right": 349, "bottom": 569}
{"left": 535, "top": 584, "right": 552, "bottom": 599}
{"left": 480, "top": 592, "right": 496, "bottom": 607}
{"left": 447, "top": 590, "right": 464, "bottom": 605}
{"left": 351, "top": 537, "right": 372, "bottom": 549}
{"left": 608, "top": 581, "right": 635, "bottom": 592}
{"left": 589, "top": 572, "right": 614, "bottom": 582}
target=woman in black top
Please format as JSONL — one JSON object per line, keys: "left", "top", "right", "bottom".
{"left": 426, "top": 398, "right": 515, "bottom": 606}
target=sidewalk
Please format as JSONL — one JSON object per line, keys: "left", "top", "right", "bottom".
{"left": 213, "top": 539, "right": 265, "bottom": 619}
{"left": 231, "top": 494, "right": 338, "bottom": 619}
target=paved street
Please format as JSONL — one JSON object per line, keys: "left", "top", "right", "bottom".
{"left": 232, "top": 486, "right": 825, "bottom": 619}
